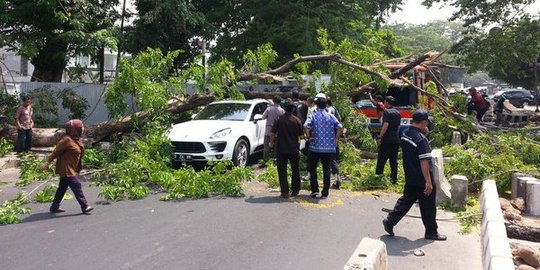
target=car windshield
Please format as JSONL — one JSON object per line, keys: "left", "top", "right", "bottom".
{"left": 194, "top": 103, "right": 251, "bottom": 121}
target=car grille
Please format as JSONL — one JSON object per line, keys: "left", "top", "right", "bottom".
{"left": 209, "top": 142, "right": 227, "bottom": 152}
{"left": 172, "top": 142, "right": 206, "bottom": 153}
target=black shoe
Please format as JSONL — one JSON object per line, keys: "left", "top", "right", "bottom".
{"left": 425, "top": 233, "right": 447, "bottom": 241}
{"left": 290, "top": 191, "right": 299, "bottom": 197}
{"left": 280, "top": 193, "right": 289, "bottom": 199}
{"left": 310, "top": 192, "right": 319, "bottom": 198}
{"left": 49, "top": 208, "right": 65, "bottom": 214}
{"left": 383, "top": 219, "right": 394, "bottom": 236}
{"left": 82, "top": 206, "right": 94, "bottom": 214}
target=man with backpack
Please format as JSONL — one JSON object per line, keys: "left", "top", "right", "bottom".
{"left": 291, "top": 90, "right": 308, "bottom": 124}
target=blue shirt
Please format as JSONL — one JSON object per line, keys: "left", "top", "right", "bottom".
{"left": 401, "top": 126, "right": 433, "bottom": 188}
{"left": 304, "top": 109, "right": 343, "bottom": 153}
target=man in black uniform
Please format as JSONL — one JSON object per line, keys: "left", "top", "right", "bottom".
{"left": 382, "top": 110, "right": 446, "bottom": 241}
{"left": 376, "top": 96, "right": 401, "bottom": 184}
{"left": 270, "top": 99, "right": 304, "bottom": 198}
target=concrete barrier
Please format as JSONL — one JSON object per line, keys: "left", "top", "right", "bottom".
{"left": 0, "top": 154, "right": 20, "bottom": 169}
{"left": 450, "top": 175, "right": 468, "bottom": 208}
{"left": 344, "top": 237, "right": 388, "bottom": 270}
{"left": 511, "top": 173, "right": 530, "bottom": 200}
{"left": 526, "top": 181, "right": 540, "bottom": 216}
{"left": 431, "top": 149, "right": 451, "bottom": 205}
{"left": 481, "top": 180, "right": 513, "bottom": 270}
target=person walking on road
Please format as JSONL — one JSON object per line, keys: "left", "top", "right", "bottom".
{"left": 383, "top": 110, "right": 446, "bottom": 241}
{"left": 15, "top": 95, "right": 33, "bottom": 154}
{"left": 40, "top": 119, "right": 94, "bottom": 215}
{"left": 304, "top": 96, "right": 343, "bottom": 199}
{"left": 262, "top": 95, "right": 285, "bottom": 164}
{"left": 270, "top": 99, "right": 304, "bottom": 198}
{"left": 375, "top": 96, "right": 401, "bottom": 184}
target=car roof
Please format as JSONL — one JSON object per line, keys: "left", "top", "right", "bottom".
{"left": 210, "top": 99, "right": 268, "bottom": 105}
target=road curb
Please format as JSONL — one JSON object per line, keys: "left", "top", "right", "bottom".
{"left": 480, "top": 180, "right": 513, "bottom": 270}
{"left": 0, "top": 154, "right": 19, "bottom": 169}
{"left": 344, "top": 237, "right": 388, "bottom": 270}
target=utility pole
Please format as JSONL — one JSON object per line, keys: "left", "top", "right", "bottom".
{"left": 115, "top": 0, "right": 127, "bottom": 77}
{"left": 198, "top": 39, "right": 207, "bottom": 80}
{"left": 535, "top": 57, "right": 539, "bottom": 112}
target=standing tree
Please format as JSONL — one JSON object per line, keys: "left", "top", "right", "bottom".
{"left": 0, "top": 0, "right": 119, "bottom": 82}
{"left": 455, "top": 18, "right": 539, "bottom": 89}
{"left": 386, "top": 20, "right": 464, "bottom": 64}
{"left": 123, "top": 0, "right": 210, "bottom": 68}
{"left": 422, "top": 0, "right": 539, "bottom": 89}
{"left": 209, "top": 0, "right": 405, "bottom": 65}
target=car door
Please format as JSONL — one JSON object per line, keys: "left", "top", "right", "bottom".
{"left": 249, "top": 102, "right": 268, "bottom": 151}
{"left": 505, "top": 91, "right": 519, "bottom": 107}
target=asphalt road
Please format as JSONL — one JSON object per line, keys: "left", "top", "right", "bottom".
{"left": 0, "top": 174, "right": 481, "bottom": 270}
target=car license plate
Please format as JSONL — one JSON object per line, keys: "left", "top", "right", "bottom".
{"left": 174, "top": 154, "right": 193, "bottom": 161}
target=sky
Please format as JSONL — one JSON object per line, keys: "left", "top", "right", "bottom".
{"left": 388, "top": 0, "right": 540, "bottom": 25}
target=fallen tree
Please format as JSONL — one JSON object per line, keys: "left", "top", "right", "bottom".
{"left": 2, "top": 94, "right": 216, "bottom": 146}
{"left": 1, "top": 48, "right": 466, "bottom": 147}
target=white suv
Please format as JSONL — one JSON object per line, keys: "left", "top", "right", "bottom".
{"left": 167, "top": 99, "right": 269, "bottom": 168}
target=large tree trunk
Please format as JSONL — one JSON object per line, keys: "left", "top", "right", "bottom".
{"left": 30, "top": 39, "right": 67, "bottom": 82}
{"left": 506, "top": 222, "right": 540, "bottom": 242}
{"left": 1, "top": 94, "right": 216, "bottom": 147}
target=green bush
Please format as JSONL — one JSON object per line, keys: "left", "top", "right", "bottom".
{"left": 17, "top": 154, "right": 54, "bottom": 187}
{"left": 0, "top": 138, "right": 13, "bottom": 157}
{"left": 443, "top": 133, "right": 540, "bottom": 191}
{"left": 35, "top": 184, "right": 73, "bottom": 203}
{"left": 82, "top": 147, "right": 107, "bottom": 169}
{"left": 0, "top": 193, "right": 31, "bottom": 225}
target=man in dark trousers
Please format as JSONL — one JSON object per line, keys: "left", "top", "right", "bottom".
{"left": 304, "top": 96, "right": 343, "bottom": 199}
{"left": 270, "top": 99, "right": 304, "bottom": 198}
{"left": 376, "top": 96, "right": 401, "bottom": 184}
{"left": 383, "top": 110, "right": 447, "bottom": 241}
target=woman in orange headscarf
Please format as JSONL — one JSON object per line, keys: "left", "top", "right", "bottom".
{"left": 40, "top": 119, "right": 94, "bottom": 214}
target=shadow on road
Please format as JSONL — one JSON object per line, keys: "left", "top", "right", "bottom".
{"left": 245, "top": 195, "right": 293, "bottom": 204}
{"left": 22, "top": 212, "right": 85, "bottom": 223}
{"left": 380, "top": 235, "right": 433, "bottom": 257}
{"left": 245, "top": 194, "right": 322, "bottom": 204}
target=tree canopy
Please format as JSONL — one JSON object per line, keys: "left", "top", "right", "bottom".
{"left": 454, "top": 17, "right": 540, "bottom": 89}
{"left": 210, "top": 0, "right": 405, "bottom": 65}
{"left": 0, "top": 0, "right": 119, "bottom": 82}
{"left": 386, "top": 20, "right": 464, "bottom": 64}
{"left": 123, "top": 0, "right": 208, "bottom": 67}
{"left": 422, "top": 0, "right": 537, "bottom": 27}
{"left": 420, "top": 0, "right": 539, "bottom": 89}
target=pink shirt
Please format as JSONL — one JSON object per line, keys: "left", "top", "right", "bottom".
{"left": 16, "top": 105, "right": 33, "bottom": 130}
{"left": 262, "top": 105, "right": 285, "bottom": 135}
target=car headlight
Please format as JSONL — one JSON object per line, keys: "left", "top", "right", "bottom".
{"left": 210, "top": 128, "right": 232, "bottom": 139}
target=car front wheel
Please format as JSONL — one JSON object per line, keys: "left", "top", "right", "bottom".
{"left": 232, "top": 139, "right": 249, "bottom": 168}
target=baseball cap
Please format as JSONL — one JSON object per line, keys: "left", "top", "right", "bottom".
{"left": 412, "top": 109, "right": 429, "bottom": 122}
{"left": 315, "top": 93, "right": 326, "bottom": 100}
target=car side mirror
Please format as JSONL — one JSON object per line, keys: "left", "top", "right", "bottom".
{"left": 253, "top": 114, "right": 263, "bottom": 122}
